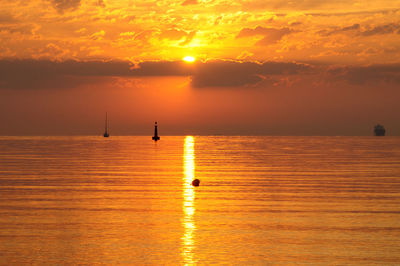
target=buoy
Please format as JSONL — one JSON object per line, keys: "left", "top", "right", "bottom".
{"left": 152, "top": 121, "right": 160, "bottom": 141}
{"left": 191, "top": 179, "right": 200, "bottom": 187}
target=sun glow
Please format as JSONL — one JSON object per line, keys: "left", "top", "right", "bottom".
{"left": 183, "top": 56, "right": 195, "bottom": 63}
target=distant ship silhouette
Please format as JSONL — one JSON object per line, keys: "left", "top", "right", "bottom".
{"left": 374, "top": 124, "right": 385, "bottom": 136}
{"left": 104, "top": 112, "right": 110, "bottom": 138}
{"left": 152, "top": 121, "right": 160, "bottom": 141}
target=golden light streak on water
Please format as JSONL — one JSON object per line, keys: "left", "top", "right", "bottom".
{"left": 182, "top": 136, "right": 196, "bottom": 265}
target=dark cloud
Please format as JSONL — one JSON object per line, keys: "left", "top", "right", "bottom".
{"left": 192, "top": 61, "right": 264, "bottom": 87}
{"left": 0, "top": 25, "right": 34, "bottom": 34}
{"left": 237, "top": 26, "right": 293, "bottom": 45}
{"left": 0, "top": 59, "right": 197, "bottom": 89}
{"left": 132, "top": 60, "right": 310, "bottom": 87}
{"left": 306, "top": 8, "right": 399, "bottom": 17}
{"left": 0, "top": 59, "right": 312, "bottom": 89}
{"left": 192, "top": 61, "right": 311, "bottom": 87}
{"left": 50, "top": 0, "right": 81, "bottom": 13}
{"left": 131, "top": 61, "right": 195, "bottom": 76}
{"left": 319, "top": 23, "right": 400, "bottom": 36}
{"left": 328, "top": 64, "right": 400, "bottom": 85}
{"left": 339, "top": 23, "right": 361, "bottom": 31}
{"left": 289, "top": 22, "right": 302, "bottom": 26}
{"left": 3, "top": 59, "right": 399, "bottom": 90}
{"left": 240, "top": 0, "right": 350, "bottom": 11}
{"left": 0, "top": 59, "right": 133, "bottom": 89}
{"left": 361, "top": 23, "right": 400, "bottom": 36}
{"left": 318, "top": 24, "right": 360, "bottom": 36}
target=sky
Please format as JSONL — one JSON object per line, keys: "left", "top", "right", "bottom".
{"left": 0, "top": 0, "right": 399, "bottom": 135}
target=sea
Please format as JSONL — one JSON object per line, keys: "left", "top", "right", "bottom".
{"left": 0, "top": 136, "right": 400, "bottom": 265}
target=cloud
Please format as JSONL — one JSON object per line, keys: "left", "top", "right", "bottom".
{"left": 0, "top": 59, "right": 312, "bottom": 89}
{"left": 0, "top": 25, "right": 34, "bottom": 35}
{"left": 289, "top": 22, "right": 302, "bottom": 26}
{"left": 319, "top": 23, "right": 400, "bottom": 36}
{"left": 2, "top": 59, "right": 399, "bottom": 90}
{"left": 50, "top": 0, "right": 82, "bottom": 13}
{"left": 192, "top": 61, "right": 264, "bottom": 87}
{"left": 319, "top": 24, "right": 360, "bottom": 36}
{"left": 361, "top": 23, "right": 400, "bottom": 36}
{"left": 132, "top": 60, "right": 311, "bottom": 87}
{"left": 0, "top": 59, "right": 134, "bottom": 89}
{"left": 240, "top": 0, "right": 352, "bottom": 10}
{"left": 192, "top": 60, "right": 311, "bottom": 87}
{"left": 131, "top": 61, "right": 195, "bottom": 76}
{"left": 236, "top": 26, "right": 293, "bottom": 45}
{"left": 328, "top": 64, "right": 400, "bottom": 85}
{"left": 306, "top": 8, "right": 399, "bottom": 17}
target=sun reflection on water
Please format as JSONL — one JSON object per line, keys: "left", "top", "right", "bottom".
{"left": 182, "top": 136, "right": 196, "bottom": 265}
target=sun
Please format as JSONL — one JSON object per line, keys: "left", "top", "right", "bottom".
{"left": 183, "top": 56, "right": 196, "bottom": 63}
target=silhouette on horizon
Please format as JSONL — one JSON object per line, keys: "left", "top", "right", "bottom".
{"left": 374, "top": 124, "right": 386, "bottom": 136}
{"left": 152, "top": 121, "right": 160, "bottom": 141}
{"left": 104, "top": 112, "right": 110, "bottom": 138}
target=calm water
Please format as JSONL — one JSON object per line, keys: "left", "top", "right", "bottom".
{"left": 1, "top": 136, "right": 400, "bottom": 265}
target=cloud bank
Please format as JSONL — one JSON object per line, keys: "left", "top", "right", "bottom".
{"left": 1, "top": 59, "right": 399, "bottom": 89}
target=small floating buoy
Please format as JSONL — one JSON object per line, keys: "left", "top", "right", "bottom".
{"left": 191, "top": 179, "right": 200, "bottom": 187}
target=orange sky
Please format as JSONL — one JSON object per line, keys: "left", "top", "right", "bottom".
{"left": 0, "top": 0, "right": 399, "bottom": 135}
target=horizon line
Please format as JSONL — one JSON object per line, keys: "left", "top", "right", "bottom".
{"left": 0, "top": 135, "right": 397, "bottom": 137}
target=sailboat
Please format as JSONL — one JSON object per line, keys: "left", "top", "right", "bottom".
{"left": 104, "top": 112, "right": 110, "bottom": 138}
{"left": 152, "top": 121, "right": 160, "bottom": 141}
